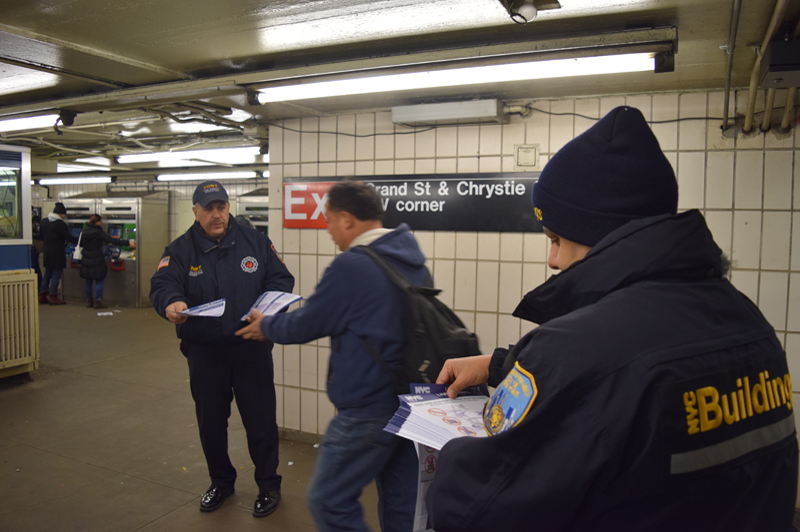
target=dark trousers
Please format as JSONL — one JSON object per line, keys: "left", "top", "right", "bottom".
{"left": 182, "top": 339, "right": 282, "bottom": 492}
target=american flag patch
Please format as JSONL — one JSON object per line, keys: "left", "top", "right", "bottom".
{"left": 157, "top": 256, "right": 170, "bottom": 271}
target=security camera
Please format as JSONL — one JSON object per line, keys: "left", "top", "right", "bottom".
{"left": 499, "top": 0, "right": 538, "bottom": 24}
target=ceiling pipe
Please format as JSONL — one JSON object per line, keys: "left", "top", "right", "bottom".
{"left": 722, "top": 0, "right": 743, "bottom": 133}
{"left": 779, "top": 18, "right": 800, "bottom": 132}
{"left": 760, "top": 88, "right": 777, "bottom": 131}
{"left": 742, "top": 0, "right": 791, "bottom": 134}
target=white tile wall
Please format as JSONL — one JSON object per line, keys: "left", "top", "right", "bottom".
{"left": 46, "top": 90, "right": 798, "bottom": 438}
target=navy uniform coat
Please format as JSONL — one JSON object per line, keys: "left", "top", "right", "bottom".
{"left": 428, "top": 210, "right": 798, "bottom": 532}
{"left": 149, "top": 216, "right": 294, "bottom": 345}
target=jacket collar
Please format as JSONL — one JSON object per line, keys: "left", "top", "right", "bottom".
{"left": 513, "top": 210, "right": 724, "bottom": 325}
{"left": 192, "top": 216, "right": 238, "bottom": 253}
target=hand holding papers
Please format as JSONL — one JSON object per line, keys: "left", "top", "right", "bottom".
{"left": 169, "top": 298, "right": 226, "bottom": 317}
{"left": 384, "top": 384, "right": 489, "bottom": 451}
{"left": 240, "top": 291, "right": 302, "bottom": 321}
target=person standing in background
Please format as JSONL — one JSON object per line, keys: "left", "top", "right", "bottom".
{"left": 79, "top": 214, "right": 135, "bottom": 308}
{"left": 31, "top": 213, "right": 43, "bottom": 294}
{"left": 40, "top": 202, "right": 77, "bottom": 305}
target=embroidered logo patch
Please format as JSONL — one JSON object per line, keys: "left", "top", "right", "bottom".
{"left": 157, "top": 256, "right": 170, "bottom": 271}
{"left": 271, "top": 244, "right": 285, "bottom": 264}
{"left": 484, "top": 361, "right": 537, "bottom": 436}
{"left": 534, "top": 207, "right": 543, "bottom": 222}
{"left": 241, "top": 256, "right": 258, "bottom": 273}
{"left": 189, "top": 265, "right": 203, "bottom": 277}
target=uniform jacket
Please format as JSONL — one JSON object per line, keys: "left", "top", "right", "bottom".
{"left": 262, "top": 224, "right": 430, "bottom": 419}
{"left": 428, "top": 210, "right": 798, "bottom": 532}
{"left": 79, "top": 224, "right": 133, "bottom": 281}
{"left": 40, "top": 213, "right": 78, "bottom": 269}
{"left": 149, "top": 216, "right": 294, "bottom": 345}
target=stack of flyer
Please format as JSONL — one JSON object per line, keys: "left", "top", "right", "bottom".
{"left": 384, "top": 384, "right": 490, "bottom": 450}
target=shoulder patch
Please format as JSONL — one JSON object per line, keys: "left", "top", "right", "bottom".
{"left": 484, "top": 361, "right": 538, "bottom": 436}
{"left": 271, "top": 243, "right": 285, "bottom": 263}
{"left": 157, "top": 256, "right": 170, "bottom": 271}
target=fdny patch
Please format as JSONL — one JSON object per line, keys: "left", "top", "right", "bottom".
{"left": 241, "top": 256, "right": 258, "bottom": 273}
{"left": 484, "top": 361, "right": 537, "bottom": 436}
{"left": 271, "top": 244, "right": 285, "bottom": 264}
{"left": 657, "top": 358, "right": 795, "bottom": 478}
{"left": 189, "top": 265, "right": 203, "bottom": 277}
{"left": 157, "top": 256, "right": 170, "bottom": 271}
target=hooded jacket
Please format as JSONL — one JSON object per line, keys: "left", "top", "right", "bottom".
{"left": 149, "top": 216, "right": 294, "bottom": 345}
{"left": 262, "top": 223, "right": 430, "bottom": 419}
{"left": 428, "top": 210, "right": 797, "bottom": 532}
{"left": 78, "top": 223, "right": 133, "bottom": 281}
{"left": 40, "top": 212, "right": 78, "bottom": 269}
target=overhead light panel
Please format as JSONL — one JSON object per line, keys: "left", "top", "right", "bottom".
{"left": 392, "top": 99, "right": 509, "bottom": 125}
{"left": 156, "top": 171, "right": 262, "bottom": 182}
{"left": 118, "top": 147, "right": 265, "bottom": 166}
{"left": 256, "top": 53, "right": 656, "bottom": 104}
{"left": 38, "top": 177, "right": 112, "bottom": 185}
{"left": 0, "top": 114, "right": 60, "bottom": 133}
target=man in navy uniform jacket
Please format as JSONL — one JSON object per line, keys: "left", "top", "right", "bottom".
{"left": 150, "top": 180, "right": 294, "bottom": 518}
{"left": 428, "top": 107, "right": 798, "bottom": 532}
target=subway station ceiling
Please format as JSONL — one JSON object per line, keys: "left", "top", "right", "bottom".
{"left": 0, "top": 0, "right": 797, "bottom": 177}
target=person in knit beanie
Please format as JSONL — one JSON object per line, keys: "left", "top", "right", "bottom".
{"left": 426, "top": 107, "right": 796, "bottom": 531}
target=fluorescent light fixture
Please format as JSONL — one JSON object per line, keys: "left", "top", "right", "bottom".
{"left": 0, "top": 114, "right": 60, "bottom": 133}
{"left": 38, "top": 177, "right": 112, "bottom": 185}
{"left": 58, "top": 164, "right": 112, "bottom": 173}
{"left": 257, "top": 53, "right": 655, "bottom": 103}
{"left": 156, "top": 171, "right": 260, "bottom": 182}
{"left": 393, "top": 99, "right": 508, "bottom": 125}
{"left": 118, "top": 147, "right": 265, "bottom": 166}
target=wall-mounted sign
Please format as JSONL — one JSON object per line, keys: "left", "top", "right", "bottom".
{"left": 283, "top": 173, "right": 542, "bottom": 232}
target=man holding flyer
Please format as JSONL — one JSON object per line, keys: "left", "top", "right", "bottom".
{"left": 150, "top": 180, "right": 294, "bottom": 518}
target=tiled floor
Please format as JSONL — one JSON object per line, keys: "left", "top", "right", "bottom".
{"left": 0, "top": 302, "right": 380, "bottom": 531}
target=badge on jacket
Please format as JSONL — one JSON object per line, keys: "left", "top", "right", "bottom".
{"left": 241, "top": 256, "right": 258, "bottom": 273}
{"left": 484, "top": 361, "right": 538, "bottom": 436}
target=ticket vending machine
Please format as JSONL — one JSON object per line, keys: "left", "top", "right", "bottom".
{"left": 61, "top": 197, "right": 99, "bottom": 302}
{"left": 98, "top": 191, "right": 169, "bottom": 308}
{"left": 235, "top": 188, "right": 269, "bottom": 236}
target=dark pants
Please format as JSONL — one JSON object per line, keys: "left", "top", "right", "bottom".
{"left": 42, "top": 268, "right": 63, "bottom": 295}
{"left": 182, "top": 339, "right": 281, "bottom": 493}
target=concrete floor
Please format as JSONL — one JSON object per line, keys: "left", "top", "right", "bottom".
{"left": 0, "top": 302, "right": 381, "bottom": 531}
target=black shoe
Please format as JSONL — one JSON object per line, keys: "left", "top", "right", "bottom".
{"left": 253, "top": 489, "right": 280, "bottom": 518}
{"left": 199, "top": 485, "right": 234, "bottom": 512}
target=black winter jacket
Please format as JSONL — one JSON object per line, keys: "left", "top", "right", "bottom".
{"left": 149, "top": 216, "right": 294, "bottom": 345}
{"left": 428, "top": 210, "right": 798, "bottom": 532}
{"left": 79, "top": 224, "right": 133, "bottom": 281}
{"left": 40, "top": 215, "right": 78, "bottom": 269}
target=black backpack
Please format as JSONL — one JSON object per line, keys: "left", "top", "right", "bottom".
{"left": 356, "top": 245, "right": 482, "bottom": 393}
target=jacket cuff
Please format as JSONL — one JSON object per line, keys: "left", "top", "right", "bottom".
{"left": 488, "top": 346, "right": 511, "bottom": 388}
{"left": 259, "top": 315, "right": 277, "bottom": 340}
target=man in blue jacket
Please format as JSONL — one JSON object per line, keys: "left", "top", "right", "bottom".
{"left": 237, "top": 180, "right": 428, "bottom": 532}
{"left": 428, "top": 107, "right": 798, "bottom": 532}
{"left": 150, "top": 180, "right": 294, "bottom": 518}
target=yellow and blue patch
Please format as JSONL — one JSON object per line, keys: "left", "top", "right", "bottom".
{"left": 484, "top": 361, "right": 538, "bottom": 436}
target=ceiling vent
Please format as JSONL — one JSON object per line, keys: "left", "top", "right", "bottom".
{"left": 391, "top": 99, "right": 508, "bottom": 126}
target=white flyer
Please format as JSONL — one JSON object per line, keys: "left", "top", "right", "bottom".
{"left": 240, "top": 291, "right": 303, "bottom": 321}
{"left": 175, "top": 298, "right": 226, "bottom": 317}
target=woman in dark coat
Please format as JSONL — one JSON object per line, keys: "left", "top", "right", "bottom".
{"left": 40, "top": 202, "right": 78, "bottom": 305}
{"left": 79, "top": 214, "right": 135, "bottom": 308}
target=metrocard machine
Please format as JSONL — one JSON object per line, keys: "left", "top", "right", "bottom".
{"left": 61, "top": 191, "right": 168, "bottom": 307}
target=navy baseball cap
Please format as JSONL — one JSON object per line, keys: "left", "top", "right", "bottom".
{"left": 192, "top": 180, "right": 229, "bottom": 207}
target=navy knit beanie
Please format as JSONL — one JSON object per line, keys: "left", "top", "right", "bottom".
{"left": 531, "top": 106, "right": 677, "bottom": 247}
